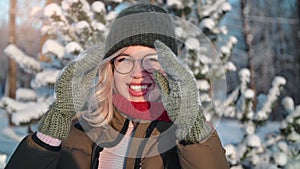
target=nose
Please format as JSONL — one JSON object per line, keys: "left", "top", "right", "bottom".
{"left": 130, "top": 61, "right": 147, "bottom": 78}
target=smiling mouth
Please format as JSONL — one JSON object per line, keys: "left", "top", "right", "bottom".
{"left": 129, "top": 84, "right": 150, "bottom": 91}
{"left": 128, "top": 83, "right": 152, "bottom": 96}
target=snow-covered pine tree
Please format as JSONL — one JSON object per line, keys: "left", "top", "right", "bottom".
{"left": 160, "top": 0, "right": 236, "bottom": 122}
{"left": 223, "top": 68, "right": 288, "bottom": 168}
{"left": 160, "top": 1, "right": 296, "bottom": 168}
{"left": 224, "top": 95, "right": 300, "bottom": 169}
{"left": 0, "top": 0, "right": 112, "bottom": 129}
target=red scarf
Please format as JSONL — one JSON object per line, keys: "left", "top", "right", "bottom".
{"left": 113, "top": 94, "right": 171, "bottom": 122}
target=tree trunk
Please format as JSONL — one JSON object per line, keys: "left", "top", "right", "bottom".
{"left": 6, "top": 0, "right": 17, "bottom": 126}
{"left": 240, "top": 0, "right": 257, "bottom": 109}
{"left": 297, "top": 0, "right": 300, "bottom": 105}
{"left": 6, "top": 0, "right": 17, "bottom": 99}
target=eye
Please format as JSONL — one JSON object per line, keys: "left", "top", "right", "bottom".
{"left": 115, "top": 55, "right": 132, "bottom": 63}
{"left": 144, "top": 54, "right": 158, "bottom": 62}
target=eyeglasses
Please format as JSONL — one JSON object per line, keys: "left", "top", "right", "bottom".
{"left": 112, "top": 53, "right": 161, "bottom": 74}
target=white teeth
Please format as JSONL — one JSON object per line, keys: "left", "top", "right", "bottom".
{"left": 130, "top": 85, "right": 148, "bottom": 91}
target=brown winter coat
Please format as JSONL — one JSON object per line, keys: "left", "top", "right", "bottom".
{"left": 5, "top": 109, "right": 229, "bottom": 169}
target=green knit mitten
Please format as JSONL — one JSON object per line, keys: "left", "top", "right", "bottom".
{"left": 38, "top": 43, "right": 104, "bottom": 140}
{"left": 153, "top": 40, "right": 212, "bottom": 143}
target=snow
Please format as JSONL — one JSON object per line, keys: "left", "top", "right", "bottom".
{"left": 225, "top": 61, "right": 236, "bottom": 71}
{"left": 224, "top": 106, "right": 235, "bottom": 117}
{"left": 91, "top": 1, "right": 105, "bottom": 13}
{"left": 42, "top": 39, "right": 65, "bottom": 59}
{"left": 285, "top": 160, "right": 300, "bottom": 169}
{"left": 11, "top": 103, "right": 48, "bottom": 125}
{"left": 231, "top": 165, "right": 243, "bottom": 169}
{"left": 65, "top": 41, "right": 83, "bottom": 54}
{"left": 76, "top": 21, "right": 91, "bottom": 34}
{"left": 106, "top": 11, "right": 117, "bottom": 21}
{"left": 16, "top": 88, "right": 37, "bottom": 101}
{"left": 33, "top": 69, "right": 60, "bottom": 87}
{"left": 91, "top": 21, "right": 106, "bottom": 32}
{"left": 80, "top": 0, "right": 92, "bottom": 13}
{"left": 229, "top": 36, "right": 238, "bottom": 44}
{"left": 220, "top": 2, "right": 232, "bottom": 12}
{"left": 245, "top": 123, "right": 255, "bottom": 134}
{"left": 201, "top": 65, "right": 209, "bottom": 74}
{"left": 64, "top": 0, "right": 79, "bottom": 4}
{"left": 0, "top": 97, "right": 48, "bottom": 125}
{"left": 110, "top": 0, "right": 123, "bottom": 3}
{"left": 273, "top": 152, "right": 288, "bottom": 166}
{"left": 273, "top": 76, "right": 286, "bottom": 86}
{"left": 200, "top": 93, "right": 211, "bottom": 102}
{"left": 281, "top": 96, "right": 294, "bottom": 113}
{"left": 244, "top": 89, "right": 255, "bottom": 99}
{"left": 201, "top": 0, "right": 226, "bottom": 17}
{"left": 196, "top": 80, "right": 210, "bottom": 91}
{"left": 0, "top": 154, "right": 7, "bottom": 169}
{"left": 200, "top": 18, "right": 215, "bottom": 30}
{"left": 44, "top": 3, "right": 62, "bottom": 17}
{"left": 0, "top": 109, "right": 28, "bottom": 166}
{"left": 255, "top": 76, "right": 287, "bottom": 121}
{"left": 175, "top": 26, "right": 184, "bottom": 38}
{"left": 185, "top": 37, "right": 200, "bottom": 51}
{"left": 219, "top": 25, "right": 228, "bottom": 35}
{"left": 4, "top": 44, "right": 42, "bottom": 74}
{"left": 238, "top": 68, "right": 250, "bottom": 82}
{"left": 287, "top": 129, "right": 300, "bottom": 142}
{"left": 167, "top": 0, "right": 183, "bottom": 8}
{"left": 246, "top": 134, "right": 261, "bottom": 147}
{"left": 40, "top": 25, "right": 53, "bottom": 35}
{"left": 277, "top": 141, "right": 288, "bottom": 152}
{"left": 220, "top": 46, "right": 230, "bottom": 55}
{"left": 254, "top": 163, "right": 278, "bottom": 169}
{"left": 224, "top": 144, "right": 236, "bottom": 156}
{"left": 61, "top": 0, "right": 73, "bottom": 10}
{"left": 30, "top": 6, "right": 43, "bottom": 18}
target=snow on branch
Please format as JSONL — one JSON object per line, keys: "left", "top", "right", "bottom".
{"left": 255, "top": 76, "right": 286, "bottom": 121}
{"left": 4, "top": 44, "right": 42, "bottom": 74}
{"left": 32, "top": 69, "right": 61, "bottom": 88}
{"left": 0, "top": 154, "right": 6, "bottom": 169}
{"left": 42, "top": 39, "right": 65, "bottom": 59}
{"left": 16, "top": 88, "right": 37, "bottom": 102}
{"left": 0, "top": 97, "right": 48, "bottom": 125}
{"left": 201, "top": 0, "right": 231, "bottom": 18}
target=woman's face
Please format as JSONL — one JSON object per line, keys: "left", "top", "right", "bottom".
{"left": 113, "top": 46, "right": 163, "bottom": 102}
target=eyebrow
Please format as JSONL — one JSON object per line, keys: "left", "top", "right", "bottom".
{"left": 116, "top": 53, "right": 130, "bottom": 57}
{"left": 116, "top": 52, "right": 157, "bottom": 58}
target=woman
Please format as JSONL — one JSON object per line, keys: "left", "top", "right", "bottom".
{"left": 5, "top": 3, "right": 229, "bottom": 169}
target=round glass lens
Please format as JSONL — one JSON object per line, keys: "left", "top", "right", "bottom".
{"left": 113, "top": 55, "right": 134, "bottom": 74}
{"left": 142, "top": 54, "right": 161, "bottom": 73}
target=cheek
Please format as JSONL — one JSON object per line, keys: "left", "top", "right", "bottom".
{"left": 113, "top": 73, "right": 128, "bottom": 92}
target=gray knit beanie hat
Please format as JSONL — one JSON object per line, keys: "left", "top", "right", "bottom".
{"left": 104, "top": 3, "right": 178, "bottom": 59}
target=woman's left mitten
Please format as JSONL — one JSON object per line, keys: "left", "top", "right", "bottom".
{"left": 153, "top": 40, "right": 212, "bottom": 143}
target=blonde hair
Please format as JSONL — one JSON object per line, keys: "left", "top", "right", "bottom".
{"left": 81, "top": 62, "right": 114, "bottom": 127}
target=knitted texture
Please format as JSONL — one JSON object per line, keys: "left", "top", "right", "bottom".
{"left": 104, "top": 3, "right": 177, "bottom": 58}
{"left": 153, "top": 40, "right": 212, "bottom": 143}
{"left": 38, "top": 43, "right": 104, "bottom": 140}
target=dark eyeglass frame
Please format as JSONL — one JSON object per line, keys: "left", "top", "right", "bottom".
{"left": 111, "top": 53, "right": 161, "bottom": 74}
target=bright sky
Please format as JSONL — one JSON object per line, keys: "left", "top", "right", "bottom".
{"left": 0, "top": 0, "right": 9, "bottom": 21}
{"left": 0, "top": 0, "right": 45, "bottom": 23}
